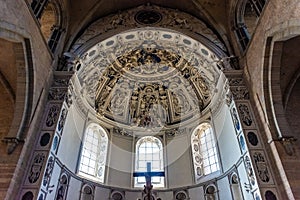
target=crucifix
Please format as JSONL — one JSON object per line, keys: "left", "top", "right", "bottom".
{"left": 133, "top": 162, "right": 165, "bottom": 200}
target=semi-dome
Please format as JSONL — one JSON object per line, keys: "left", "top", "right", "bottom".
{"left": 76, "top": 28, "right": 222, "bottom": 131}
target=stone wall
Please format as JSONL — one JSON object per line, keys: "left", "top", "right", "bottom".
{"left": 235, "top": 0, "right": 300, "bottom": 199}
{"left": 0, "top": 0, "right": 53, "bottom": 199}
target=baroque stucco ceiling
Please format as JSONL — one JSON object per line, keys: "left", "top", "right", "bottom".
{"left": 76, "top": 28, "right": 221, "bottom": 130}
{"left": 67, "top": 4, "right": 229, "bottom": 132}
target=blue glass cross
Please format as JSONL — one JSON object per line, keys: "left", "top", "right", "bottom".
{"left": 133, "top": 162, "right": 165, "bottom": 198}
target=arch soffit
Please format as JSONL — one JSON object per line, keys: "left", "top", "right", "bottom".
{"left": 69, "top": 4, "right": 228, "bottom": 56}
{"left": 84, "top": 122, "right": 109, "bottom": 138}
{"left": 262, "top": 20, "right": 300, "bottom": 137}
{"left": 0, "top": 25, "right": 34, "bottom": 153}
{"left": 191, "top": 122, "right": 212, "bottom": 136}
{"left": 136, "top": 135, "right": 163, "bottom": 149}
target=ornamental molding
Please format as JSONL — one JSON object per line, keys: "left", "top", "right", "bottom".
{"left": 70, "top": 4, "right": 227, "bottom": 54}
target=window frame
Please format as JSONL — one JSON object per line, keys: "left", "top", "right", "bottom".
{"left": 134, "top": 136, "right": 165, "bottom": 188}
{"left": 77, "top": 123, "right": 108, "bottom": 183}
{"left": 191, "top": 122, "right": 220, "bottom": 182}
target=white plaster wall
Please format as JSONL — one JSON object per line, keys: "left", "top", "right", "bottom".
{"left": 125, "top": 191, "right": 142, "bottom": 200}
{"left": 45, "top": 162, "right": 61, "bottom": 200}
{"left": 94, "top": 187, "right": 110, "bottom": 199}
{"left": 214, "top": 104, "right": 241, "bottom": 171}
{"left": 157, "top": 191, "right": 173, "bottom": 199}
{"left": 57, "top": 105, "right": 85, "bottom": 172}
{"left": 189, "top": 186, "right": 205, "bottom": 200}
{"left": 0, "top": 0, "right": 53, "bottom": 110}
{"left": 166, "top": 134, "right": 193, "bottom": 188}
{"left": 66, "top": 177, "right": 81, "bottom": 200}
{"left": 237, "top": 162, "right": 253, "bottom": 200}
{"left": 107, "top": 134, "right": 133, "bottom": 187}
{"left": 217, "top": 177, "right": 233, "bottom": 200}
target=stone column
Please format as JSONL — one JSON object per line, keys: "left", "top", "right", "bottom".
{"left": 19, "top": 71, "right": 74, "bottom": 200}
{"left": 224, "top": 70, "right": 279, "bottom": 200}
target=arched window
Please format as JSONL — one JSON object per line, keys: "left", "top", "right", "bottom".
{"left": 30, "top": 0, "right": 64, "bottom": 53}
{"left": 234, "top": 0, "right": 267, "bottom": 50}
{"left": 191, "top": 123, "right": 220, "bottom": 181}
{"left": 135, "top": 136, "right": 164, "bottom": 188}
{"left": 31, "top": 0, "right": 48, "bottom": 19}
{"left": 40, "top": 2, "right": 57, "bottom": 41}
{"left": 78, "top": 123, "right": 108, "bottom": 183}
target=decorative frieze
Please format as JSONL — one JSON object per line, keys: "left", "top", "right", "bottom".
{"left": 48, "top": 88, "right": 68, "bottom": 101}
{"left": 251, "top": 151, "right": 274, "bottom": 185}
{"left": 56, "top": 107, "right": 67, "bottom": 135}
{"left": 113, "top": 127, "right": 133, "bottom": 137}
{"left": 165, "top": 128, "right": 186, "bottom": 137}
{"left": 44, "top": 104, "right": 61, "bottom": 129}
{"left": 236, "top": 102, "right": 256, "bottom": 129}
{"left": 230, "top": 86, "right": 249, "bottom": 100}
{"left": 21, "top": 72, "right": 73, "bottom": 199}
{"left": 71, "top": 4, "right": 227, "bottom": 53}
{"left": 26, "top": 151, "right": 47, "bottom": 185}
{"left": 41, "top": 156, "right": 55, "bottom": 190}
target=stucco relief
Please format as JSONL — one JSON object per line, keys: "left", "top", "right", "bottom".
{"left": 45, "top": 105, "right": 61, "bottom": 129}
{"left": 27, "top": 152, "right": 46, "bottom": 184}
{"left": 71, "top": 5, "right": 226, "bottom": 53}
{"left": 231, "top": 86, "right": 249, "bottom": 100}
{"left": 75, "top": 29, "right": 221, "bottom": 122}
{"left": 95, "top": 69, "right": 202, "bottom": 126}
{"left": 252, "top": 151, "right": 273, "bottom": 184}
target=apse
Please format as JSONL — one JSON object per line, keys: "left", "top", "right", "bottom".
{"left": 76, "top": 28, "right": 221, "bottom": 136}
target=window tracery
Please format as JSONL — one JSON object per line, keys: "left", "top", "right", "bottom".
{"left": 78, "top": 123, "right": 108, "bottom": 183}
{"left": 31, "top": 0, "right": 48, "bottom": 19}
{"left": 191, "top": 123, "right": 220, "bottom": 181}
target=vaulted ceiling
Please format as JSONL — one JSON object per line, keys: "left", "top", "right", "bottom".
{"left": 65, "top": 0, "right": 233, "bottom": 49}
{"left": 60, "top": 0, "right": 236, "bottom": 131}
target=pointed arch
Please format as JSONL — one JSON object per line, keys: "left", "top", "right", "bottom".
{"left": 30, "top": 0, "right": 65, "bottom": 53}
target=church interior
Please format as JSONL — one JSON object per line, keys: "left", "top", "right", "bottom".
{"left": 0, "top": 0, "right": 300, "bottom": 199}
